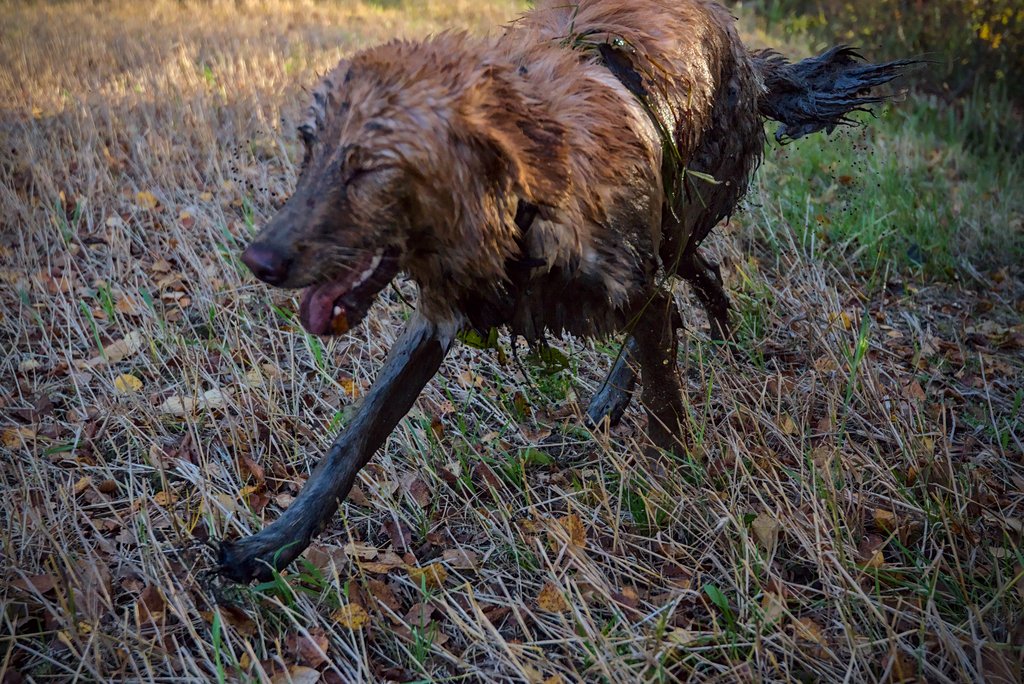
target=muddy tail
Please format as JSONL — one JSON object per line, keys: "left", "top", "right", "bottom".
{"left": 754, "top": 46, "right": 917, "bottom": 143}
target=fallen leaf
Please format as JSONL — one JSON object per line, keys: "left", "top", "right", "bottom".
{"left": 537, "top": 582, "right": 568, "bottom": 613}
{"left": 874, "top": 509, "right": 898, "bottom": 533}
{"left": 135, "top": 190, "right": 159, "bottom": 210}
{"left": 339, "top": 377, "right": 359, "bottom": 398}
{"left": 761, "top": 591, "right": 786, "bottom": 623}
{"left": 344, "top": 542, "right": 379, "bottom": 561}
{"left": 442, "top": 548, "right": 479, "bottom": 570}
{"left": 113, "top": 373, "right": 143, "bottom": 394}
{"left": 792, "top": 617, "right": 827, "bottom": 646}
{"left": 402, "top": 475, "right": 431, "bottom": 508}
{"left": 558, "top": 514, "right": 587, "bottom": 548}
{"left": 88, "top": 330, "right": 143, "bottom": 367}
{"left": 159, "top": 388, "right": 230, "bottom": 415}
{"left": 2, "top": 426, "right": 36, "bottom": 449}
{"left": 406, "top": 563, "right": 447, "bottom": 590}
{"left": 333, "top": 603, "right": 369, "bottom": 630}
{"left": 368, "top": 579, "right": 402, "bottom": 614}
{"left": 285, "top": 631, "right": 329, "bottom": 668}
{"left": 153, "top": 490, "right": 178, "bottom": 506}
{"left": 270, "top": 666, "right": 320, "bottom": 684}
{"left": 137, "top": 585, "right": 166, "bottom": 622}
{"left": 751, "top": 512, "right": 781, "bottom": 553}
{"left": 11, "top": 574, "right": 57, "bottom": 594}
{"left": 404, "top": 602, "right": 433, "bottom": 628}
{"left": 359, "top": 550, "right": 406, "bottom": 574}
{"left": 779, "top": 414, "right": 798, "bottom": 436}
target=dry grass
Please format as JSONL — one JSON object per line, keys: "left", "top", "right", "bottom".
{"left": 2, "top": 1, "right": 1023, "bottom": 682}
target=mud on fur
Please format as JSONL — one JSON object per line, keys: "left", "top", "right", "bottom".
{"left": 221, "top": 0, "right": 915, "bottom": 583}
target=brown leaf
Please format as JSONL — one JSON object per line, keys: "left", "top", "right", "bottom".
{"left": 791, "top": 617, "right": 827, "bottom": 646}
{"left": 404, "top": 602, "right": 434, "bottom": 628}
{"left": 87, "top": 330, "right": 143, "bottom": 367}
{"left": 367, "top": 579, "right": 402, "bottom": 614}
{"left": 285, "top": 631, "right": 329, "bottom": 668}
{"left": 270, "top": 666, "right": 320, "bottom": 684}
{"left": 558, "top": 514, "right": 587, "bottom": 548}
{"left": 382, "top": 519, "right": 412, "bottom": 552}
{"left": 137, "top": 585, "right": 166, "bottom": 623}
{"left": 344, "top": 542, "right": 379, "bottom": 561}
{"left": 442, "top": 548, "right": 479, "bottom": 570}
{"left": 537, "top": 582, "right": 568, "bottom": 613}
{"left": 402, "top": 475, "right": 431, "bottom": 508}
{"left": 751, "top": 512, "right": 781, "bottom": 553}
{"left": 359, "top": 550, "right": 406, "bottom": 574}
{"left": 11, "top": 573, "right": 57, "bottom": 594}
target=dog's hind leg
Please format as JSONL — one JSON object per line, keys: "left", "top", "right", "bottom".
{"left": 585, "top": 337, "right": 639, "bottom": 429}
{"left": 633, "top": 290, "right": 687, "bottom": 452}
{"left": 218, "top": 313, "right": 454, "bottom": 583}
{"left": 677, "top": 248, "right": 731, "bottom": 342}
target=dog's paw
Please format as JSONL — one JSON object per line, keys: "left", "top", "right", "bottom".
{"left": 217, "top": 535, "right": 302, "bottom": 584}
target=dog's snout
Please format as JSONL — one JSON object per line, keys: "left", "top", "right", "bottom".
{"left": 242, "top": 243, "right": 292, "bottom": 286}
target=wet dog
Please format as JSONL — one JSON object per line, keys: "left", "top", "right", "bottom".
{"left": 220, "top": 0, "right": 911, "bottom": 582}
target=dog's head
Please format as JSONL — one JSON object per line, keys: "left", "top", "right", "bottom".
{"left": 242, "top": 34, "right": 569, "bottom": 335}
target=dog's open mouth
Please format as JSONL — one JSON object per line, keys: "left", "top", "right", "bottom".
{"left": 298, "top": 248, "right": 400, "bottom": 335}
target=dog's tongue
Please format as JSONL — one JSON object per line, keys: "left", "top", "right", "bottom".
{"left": 299, "top": 280, "right": 353, "bottom": 335}
{"left": 296, "top": 249, "right": 400, "bottom": 336}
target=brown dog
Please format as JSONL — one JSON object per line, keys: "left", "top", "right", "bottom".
{"left": 221, "top": 0, "right": 911, "bottom": 582}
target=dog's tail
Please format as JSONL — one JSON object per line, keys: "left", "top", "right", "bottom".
{"left": 753, "top": 46, "right": 917, "bottom": 143}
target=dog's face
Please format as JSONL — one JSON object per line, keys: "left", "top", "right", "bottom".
{"left": 241, "top": 66, "right": 419, "bottom": 336}
{"left": 242, "top": 37, "right": 570, "bottom": 336}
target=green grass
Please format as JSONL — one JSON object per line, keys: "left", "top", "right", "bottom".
{"left": 754, "top": 89, "right": 1024, "bottom": 277}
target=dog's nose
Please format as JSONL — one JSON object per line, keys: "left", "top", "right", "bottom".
{"left": 241, "top": 244, "right": 292, "bottom": 285}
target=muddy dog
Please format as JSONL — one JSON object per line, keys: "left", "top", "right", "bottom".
{"left": 220, "top": 0, "right": 912, "bottom": 582}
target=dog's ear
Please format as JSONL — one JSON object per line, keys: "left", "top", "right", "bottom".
{"left": 460, "top": 67, "right": 570, "bottom": 208}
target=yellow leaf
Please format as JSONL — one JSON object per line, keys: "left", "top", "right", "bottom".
{"left": 792, "top": 617, "right": 827, "bottom": 646}
{"left": 113, "top": 373, "right": 143, "bottom": 394}
{"left": 73, "top": 476, "right": 93, "bottom": 495}
{"left": 339, "top": 377, "right": 359, "bottom": 397}
{"left": 406, "top": 563, "right": 448, "bottom": 590}
{"left": 153, "top": 490, "right": 178, "bottom": 506}
{"left": 2, "top": 426, "right": 37, "bottom": 449}
{"left": 198, "top": 191, "right": 214, "bottom": 202}
{"left": 135, "top": 190, "right": 158, "bottom": 210}
{"left": 333, "top": 603, "right": 369, "bottom": 630}
{"left": 558, "top": 514, "right": 587, "bottom": 547}
{"left": 238, "top": 485, "right": 260, "bottom": 498}
{"left": 779, "top": 414, "right": 798, "bottom": 436}
{"left": 537, "top": 582, "right": 568, "bottom": 613}
{"left": 874, "top": 509, "right": 898, "bottom": 533}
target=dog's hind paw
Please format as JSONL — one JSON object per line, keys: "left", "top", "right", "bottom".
{"left": 585, "top": 383, "right": 633, "bottom": 429}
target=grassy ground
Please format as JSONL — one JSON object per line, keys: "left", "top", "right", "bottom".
{"left": 2, "top": 1, "right": 1022, "bottom": 682}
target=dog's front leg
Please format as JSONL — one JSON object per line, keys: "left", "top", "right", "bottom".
{"left": 218, "top": 313, "right": 454, "bottom": 583}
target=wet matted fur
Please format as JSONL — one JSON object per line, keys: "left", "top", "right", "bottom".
{"left": 222, "top": 0, "right": 912, "bottom": 582}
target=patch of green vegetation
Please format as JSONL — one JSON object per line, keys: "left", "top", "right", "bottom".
{"left": 754, "top": 89, "right": 1024, "bottom": 277}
